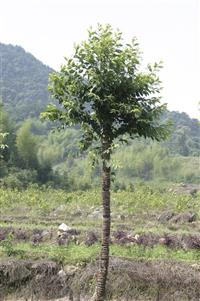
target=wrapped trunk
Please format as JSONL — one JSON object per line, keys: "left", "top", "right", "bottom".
{"left": 93, "top": 141, "right": 111, "bottom": 301}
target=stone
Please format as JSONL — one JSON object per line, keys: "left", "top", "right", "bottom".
{"left": 159, "top": 237, "right": 166, "bottom": 245}
{"left": 134, "top": 234, "right": 140, "bottom": 241}
{"left": 58, "top": 223, "right": 72, "bottom": 232}
{"left": 58, "top": 269, "right": 66, "bottom": 277}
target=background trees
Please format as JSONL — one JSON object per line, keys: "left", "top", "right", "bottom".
{"left": 16, "top": 120, "right": 39, "bottom": 169}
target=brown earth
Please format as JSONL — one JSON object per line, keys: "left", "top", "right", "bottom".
{"left": 1, "top": 257, "right": 200, "bottom": 301}
{"left": 1, "top": 225, "right": 200, "bottom": 251}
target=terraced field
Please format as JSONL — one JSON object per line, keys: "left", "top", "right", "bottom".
{"left": 1, "top": 184, "right": 200, "bottom": 300}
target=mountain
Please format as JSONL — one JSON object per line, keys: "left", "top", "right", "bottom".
{"left": 0, "top": 42, "right": 199, "bottom": 157}
{"left": 162, "top": 111, "right": 200, "bottom": 156}
{"left": 0, "top": 43, "right": 53, "bottom": 122}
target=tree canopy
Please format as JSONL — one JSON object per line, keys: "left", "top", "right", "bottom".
{"left": 42, "top": 24, "right": 169, "bottom": 154}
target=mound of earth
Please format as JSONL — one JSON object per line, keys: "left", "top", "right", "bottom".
{"left": 1, "top": 258, "right": 200, "bottom": 300}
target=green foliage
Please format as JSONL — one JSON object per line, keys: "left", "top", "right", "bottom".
{"left": 0, "top": 43, "right": 53, "bottom": 121}
{"left": 50, "top": 139, "right": 200, "bottom": 190}
{"left": 162, "top": 111, "right": 200, "bottom": 156}
{"left": 0, "top": 168, "right": 38, "bottom": 190}
{"left": 0, "top": 132, "right": 8, "bottom": 149}
{"left": 110, "top": 244, "right": 200, "bottom": 261}
{"left": 37, "top": 128, "right": 81, "bottom": 166}
{"left": 113, "top": 141, "right": 183, "bottom": 184}
{"left": 0, "top": 233, "right": 25, "bottom": 257}
{"left": 0, "top": 185, "right": 199, "bottom": 220}
{"left": 0, "top": 103, "right": 16, "bottom": 161}
{"left": 16, "top": 120, "right": 39, "bottom": 169}
{"left": 0, "top": 233, "right": 15, "bottom": 256}
{"left": 42, "top": 24, "right": 169, "bottom": 156}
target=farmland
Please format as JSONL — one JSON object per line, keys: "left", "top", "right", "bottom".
{"left": 1, "top": 184, "right": 200, "bottom": 300}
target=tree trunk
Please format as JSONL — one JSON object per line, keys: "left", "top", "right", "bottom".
{"left": 93, "top": 145, "right": 111, "bottom": 301}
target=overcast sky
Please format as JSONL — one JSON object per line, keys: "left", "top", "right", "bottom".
{"left": 0, "top": 0, "right": 199, "bottom": 118}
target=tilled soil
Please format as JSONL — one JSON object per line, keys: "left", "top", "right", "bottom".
{"left": 1, "top": 225, "right": 200, "bottom": 251}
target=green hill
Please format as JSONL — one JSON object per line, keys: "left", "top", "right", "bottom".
{"left": 0, "top": 42, "right": 199, "bottom": 159}
{"left": 0, "top": 43, "right": 53, "bottom": 121}
{"left": 162, "top": 111, "right": 200, "bottom": 156}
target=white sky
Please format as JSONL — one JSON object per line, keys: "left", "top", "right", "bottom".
{"left": 0, "top": 0, "right": 199, "bottom": 118}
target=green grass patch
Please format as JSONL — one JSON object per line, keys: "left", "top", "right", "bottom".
{"left": 110, "top": 244, "right": 200, "bottom": 262}
{"left": 1, "top": 241, "right": 200, "bottom": 264}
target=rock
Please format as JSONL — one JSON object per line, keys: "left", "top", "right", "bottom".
{"left": 63, "top": 265, "right": 79, "bottom": 276}
{"left": 134, "top": 234, "right": 140, "bottom": 241}
{"left": 58, "top": 223, "right": 72, "bottom": 232}
{"left": 58, "top": 269, "right": 66, "bottom": 277}
{"left": 57, "top": 223, "right": 80, "bottom": 246}
{"left": 159, "top": 237, "right": 166, "bottom": 245}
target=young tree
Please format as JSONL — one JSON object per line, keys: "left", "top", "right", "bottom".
{"left": 42, "top": 24, "right": 169, "bottom": 301}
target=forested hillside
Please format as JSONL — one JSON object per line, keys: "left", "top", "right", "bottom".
{"left": 0, "top": 43, "right": 199, "bottom": 191}
{"left": 163, "top": 111, "right": 200, "bottom": 156}
{"left": 0, "top": 43, "right": 199, "bottom": 156}
{"left": 0, "top": 43, "right": 53, "bottom": 121}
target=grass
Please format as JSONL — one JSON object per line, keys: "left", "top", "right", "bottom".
{"left": 1, "top": 241, "right": 200, "bottom": 264}
{"left": 110, "top": 244, "right": 200, "bottom": 262}
{"left": 0, "top": 184, "right": 200, "bottom": 265}
{"left": 0, "top": 184, "right": 198, "bottom": 211}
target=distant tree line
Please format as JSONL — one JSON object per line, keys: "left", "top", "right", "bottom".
{"left": 0, "top": 103, "right": 199, "bottom": 191}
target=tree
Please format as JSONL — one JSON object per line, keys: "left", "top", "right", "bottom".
{"left": 42, "top": 24, "right": 169, "bottom": 301}
{"left": 0, "top": 103, "right": 15, "bottom": 161}
{"left": 0, "top": 132, "right": 8, "bottom": 154}
{"left": 16, "top": 120, "right": 39, "bottom": 169}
